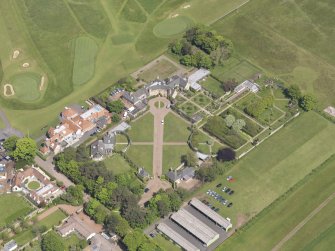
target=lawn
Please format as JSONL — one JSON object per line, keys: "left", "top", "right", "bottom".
{"left": 152, "top": 234, "right": 182, "bottom": 251}
{"left": 190, "top": 93, "right": 212, "bottom": 107}
{"left": 139, "top": 59, "right": 178, "bottom": 82}
{"left": 162, "top": 145, "right": 190, "bottom": 174}
{"left": 126, "top": 145, "right": 153, "bottom": 175}
{"left": 179, "top": 102, "right": 200, "bottom": 117}
{"left": 219, "top": 154, "right": 335, "bottom": 251}
{"left": 27, "top": 181, "right": 41, "bottom": 190}
{"left": 212, "top": 0, "right": 335, "bottom": 107}
{"left": 104, "top": 154, "right": 132, "bottom": 174}
{"left": 201, "top": 76, "right": 225, "bottom": 97}
{"left": 0, "top": 194, "right": 33, "bottom": 228}
{"left": 128, "top": 112, "right": 154, "bottom": 142}
{"left": 153, "top": 16, "right": 193, "bottom": 38}
{"left": 14, "top": 209, "right": 67, "bottom": 245}
{"left": 191, "top": 130, "right": 224, "bottom": 154}
{"left": 72, "top": 36, "right": 99, "bottom": 86}
{"left": 163, "top": 112, "right": 190, "bottom": 142}
{"left": 197, "top": 112, "right": 335, "bottom": 228}
{"left": 10, "top": 72, "right": 42, "bottom": 102}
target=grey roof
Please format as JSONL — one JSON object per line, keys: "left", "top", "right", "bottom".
{"left": 96, "top": 116, "right": 108, "bottom": 129}
{"left": 138, "top": 167, "right": 149, "bottom": 178}
{"left": 167, "top": 167, "right": 195, "bottom": 182}
{"left": 91, "top": 140, "right": 105, "bottom": 158}
{"left": 168, "top": 75, "right": 188, "bottom": 89}
{"left": 110, "top": 122, "right": 130, "bottom": 133}
{"left": 3, "top": 240, "right": 18, "bottom": 251}
{"left": 190, "top": 198, "right": 232, "bottom": 231}
{"left": 103, "top": 133, "right": 116, "bottom": 150}
{"left": 171, "top": 208, "right": 219, "bottom": 246}
{"left": 157, "top": 223, "right": 200, "bottom": 251}
{"left": 234, "top": 80, "right": 260, "bottom": 93}
{"left": 188, "top": 69, "right": 210, "bottom": 85}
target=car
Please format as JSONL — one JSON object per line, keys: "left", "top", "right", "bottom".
{"left": 228, "top": 190, "right": 234, "bottom": 195}
{"left": 214, "top": 208, "right": 220, "bottom": 212}
{"left": 222, "top": 187, "right": 227, "bottom": 192}
{"left": 227, "top": 202, "right": 233, "bottom": 208}
{"left": 144, "top": 188, "right": 150, "bottom": 193}
{"left": 216, "top": 183, "right": 222, "bottom": 188}
{"left": 225, "top": 188, "right": 231, "bottom": 193}
{"left": 161, "top": 120, "right": 164, "bottom": 124}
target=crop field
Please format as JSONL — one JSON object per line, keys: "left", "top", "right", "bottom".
{"left": 212, "top": 0, "right": 335, "bottom": 107}
{"left": 197, "top": 112, "right": 335, "bottom": 228}
{"left": 72, "top": 36, "right": 98, "bottom": 86}
{"left": 219, "top": 154, "right": 335, "bottom": 251}
{"left": 0, "top": 194, "right": 33, "bottom": 228}
{"left": 0, "top": 0, "right": 249, "bottom": 138}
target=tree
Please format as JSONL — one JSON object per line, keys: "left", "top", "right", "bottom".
{"left": 217, "top": 148, "right": 236, "bottom": 162}
{"left": 181, "top": 150, "right": 198, "bottom": 167}
{"left": 195, "top": 168, "right": 216, "bottom": 182}
{"left": 112, "top": 114, "right": 121, "bottom": 123}
{"left": 12, "top": 137, "right": 36, "bottom": 163}
{"left": 224, "top": 114, "right": 235, "bottom": 128}
{"left": 221, "top": 79, "right": 238, "bottom": 92}
{"left": 232, "top": 119, "right": 246, "bottom": 131}
{"left": 3, "top": 136, "right": 19, "bottom": 152}
{"left": 41, "top": 231, "right": 65, "bottom": 251}
{"left": 61, "top": 185, "right": 84, "bottom": 206}
{"left": 123, "top": 230, "right": 146, "bottom": 251}
{"left": 299, "top": 94, "right": 317, "bottom": 111}
{"left": 105, "top": 213, "right": 130, "bottom": 238}
{"left": 106, "top": 100, "right": 124, "bottom": 114}
{"left": 285, "top": 85, "right": 301, "bottom": 100}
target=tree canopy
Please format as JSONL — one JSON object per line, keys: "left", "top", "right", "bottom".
{"left": 41, "top": 231, "right": 65, "bottom": 251}
{"left": 12, "top": 137, "right": 37, "bottom": 164}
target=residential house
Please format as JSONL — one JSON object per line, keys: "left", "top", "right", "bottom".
{"left": 43, "top": 104, "right": 111, "bottom": 154}
{"left": 90, "top": 132, "right": 116, "bottom": 161}
{"left": 58, "top": 216, "right": 95, "bottom": 240}
{"left": 166, "top": 167, "right": 195, "bottom": 184}
{"left": 137, "top": 167, "right": 150, "bottom": 181}
{"left": 12, "top": 166, "right": 61, "bottom": 205}
{"left": 0, "top": 161, "right": 14, "bottom": 194}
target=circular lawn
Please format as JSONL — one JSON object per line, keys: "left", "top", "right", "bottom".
{"left": 10, "top": 72, "right": 41, "bottom": 102}
{"left": 27, "top": 181, "right": 41, "bottom": 190}
{"left": 153, "top": 16, "right": 193, "bottom": 38}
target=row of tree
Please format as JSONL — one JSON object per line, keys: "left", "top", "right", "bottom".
{"left": 284, "top": 84, "right": 317, "bottom": 111}
{"left": 169, "top": 25, "right": 234, "bottom": 69}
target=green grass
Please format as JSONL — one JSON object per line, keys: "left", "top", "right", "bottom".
{"left": 128, "top": 112, "right": 154, "bottom": 142}
{"left": 104, "top": 154, "right": 132, "bottom": 174}
{"left": 14, "top": 209, "right": 67, "bottom": 245}
{"left": 198, "top": 112, "right": 335, "bottom": 227}
{"left": 201, "top": 76, "right": 225, "bottom": 97}
{"left": 212, "top": 0, "right": 335, "bottom": 107}
{"left": 152, "top": 234, "right": 182, "bottom": 251}
{"left": 153, "top": 16, "right": 194, "bottom": 38}
{"left": 190, "top": 93, "right": 212, "bottom": 107}
{"left": 163, "top": 145, "right": 190, "bottom": 174}
{"left": 72, "top": 36, "right": 98, "bottom": 86}
{"left": 27, "top": 181, "right": 41, "bottom": 190}
{"left": 139, "top": 59, "right": 178, "bottom": 82}
{"left": 126, "top": 145, "right": 153, "bottom": 175}
{"left": 120, "top": 0, "right": 147, "bottom": 23}
{"left": 137, "top": 0, "right": 163, "bottom": 14}
{"left": 219, "top": 154, "right": 335, "bottom": 251}
{"left": 163, "top": 112, "right": 190, "bottom": 142}
{"left": 0, "top": 117, "right": 5, "bottom": 128}
{"left": 179, "top": 101, "right": 200, "bottom": 117}
{"left": 0, "top": 194, "right": 33, "bottom": 228}
{"left": 10, "top": 72, "right": 41, "bottom": 102}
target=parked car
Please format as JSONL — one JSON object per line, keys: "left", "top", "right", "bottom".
{"left": 144, "top": 188, "right": 150, "bottom": 193}
{"left": 216, "top": 183, "right": 222, "bottom": 188}
{"left": 228, "top": 190, "right": 234, "bottom": 195}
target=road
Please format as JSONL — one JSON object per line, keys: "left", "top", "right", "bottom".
{"left": 0, "top": 109, "right": 24, "bottom": 139}
{"left": 34, "top": 155, "right": 74, "bottom": 188}
{"left": 271, "top": 192, "right": 335, "bottom": 251}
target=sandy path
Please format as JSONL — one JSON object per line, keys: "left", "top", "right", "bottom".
{"left": 271, "top": 192, "right": 335, "bottom": 251}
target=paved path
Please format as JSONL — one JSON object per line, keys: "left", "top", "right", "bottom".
{"left": 34, "top": 155, "right": 74, "bottom": 188}
{"left": 131, "top": 141, "right": 187, "bottom": 146}
{"left": 271, "top": 192, "right": 335, "bottom": 251}
{"left": 0, "top": 109, "right": 24, "bottom": 139}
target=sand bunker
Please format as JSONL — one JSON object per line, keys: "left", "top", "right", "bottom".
{"left": 12, "top": 50, "right": 20, "bottom": 59}
{"left": 22, "top": 62, "right": 30, "bottom": 68}
{"left": 39, "top": 75, "right": 46, "bottom": 91}
{"left": 4, "top": 84, "right": 14, "bottom": 97}
{"left": 171, "top": 14, "right": 179, "bottom": 18}
{"left": 183, "top": 4, "right": 191, "bottom": 9}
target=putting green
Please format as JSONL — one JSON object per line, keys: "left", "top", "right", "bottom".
{"left": 153, "top": 16, "right": 193, "bottom": 38}
{"left": 10, "top": 72, "right": 41, "bottom": 102}
{"left": 27, "top": 181, "right": 40, "bottom": 190}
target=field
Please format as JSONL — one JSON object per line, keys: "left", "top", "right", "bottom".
{"left": 126, "top": 145, "right": 153, "bottom": 175}
{"left": 103, "top": 154, "right": 132, "bottom": 174}
{"left": 72, "top": 36, "right": 98, "bottom": 86}
{"left": 197, "top": 112, "right": 335, "bottom": 228}
{"left": 0, "top": 0, "right": 251, "bottom": 138}
{"left": 128, "top": 112, "right": 154, "bottom": 142}
{"left": 212, "top": 0, "right": 335, "bottom": 107}
{"left": 0, "top": 194, "right": 33, "bottom": 228}
{"left": 153, "top": 16, "right": 193, "bottom": 38}
{"left": 152, "top": 234, "right": 182, "bottom": 251}
{"left": 163, "top": 112, "right": 190, "bottom": 142}
{"left": 138, "top": 59, "right": 178, "bottom": 82}
{"left": 219, "top": 154, "right": 335, "bottom": 251}
{"left": 162, "top": 145, "right": 190, "bottom": 174}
